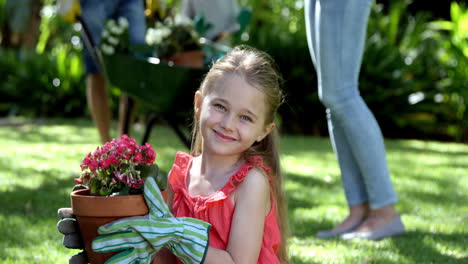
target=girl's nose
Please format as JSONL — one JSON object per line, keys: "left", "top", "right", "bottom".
{"left": 220, "top": 113, "right": 235, "bottom": 131}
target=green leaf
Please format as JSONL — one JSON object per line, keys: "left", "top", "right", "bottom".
{"left": 136, "top": 164, "right": 168, "bottom": 191}
{"left": 194, "top": 13, "right": 213, "bottom": 36}
{"left": 138, "top": 164, "right": 159, "bottom": 179}
{"left": 154, "top": 171, "right": 168, "bottom": 191}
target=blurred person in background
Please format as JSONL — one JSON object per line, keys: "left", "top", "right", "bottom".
{"left": 304, "top": 0, "right": 405, "bottom": 240}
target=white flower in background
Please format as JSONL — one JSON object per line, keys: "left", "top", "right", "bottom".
{"left": 145, "top": 28, "right": 157, "bottom": 45}
{"left": 108, "top": 36, "right": 119, "bottom": 46}
{"left": 118, "top": 17, "right": 129, "bottom": 29}
{"left": 101, "top": 43, "right": 115, "bottom": 55}
{"left": 146, "top": 27, "right": 171, "bottom": 45}
{"left": 110, "top": 24, "right": 124, "bottom": 35}
{"left": 99, "top": 18, "right": 130, "bottom": 55}
{"left": 106, "top": 19, "right": 117, "bottom": 29}
{"left": 155, "top": 22, "right": 166, "bottom": 29}
{"left": 106, "top": 45, "right": 115, "bottom": 55}
{"left": 102, "top": 30, "right": 110, "bottom": 39}
{"left": 160, "top": 28, "right": 171, "bottom": 39}
{"left": 174, "top": 15, "right": 192, "bottom": 26}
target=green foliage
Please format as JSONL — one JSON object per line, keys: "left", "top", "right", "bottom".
{"left": 427, "top": 2, "right": 468, "bottom": 141}
{"left": 0, "top": 0, "right": 5, "bottom": 26}
{"left": 0, "top": 119, "right": 466, "bottom": 263}
{"left": 0, "top": 47, "right": 85, "bottom": 117}
{"left": 0, "top": 1, "right": 88, "bottom": 117}
{"left": 1, "top": 0, "right": 467, "bottom": 142}
{"left": 360, "top": 1, "right": 468, "bottom": 142}
{"left": 0, "top": 1, "right": 122, "bottom": 118}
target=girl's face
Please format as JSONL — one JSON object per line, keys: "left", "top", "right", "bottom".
{"left": 195, "top": 75, "right": 274, "bottom": 158}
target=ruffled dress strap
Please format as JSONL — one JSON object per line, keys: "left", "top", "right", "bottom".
{"left": 221, "top": 155, "right": 273, "bottom": 195}
{"left": 168, "top": 151, "right": 193, "bottom": 193}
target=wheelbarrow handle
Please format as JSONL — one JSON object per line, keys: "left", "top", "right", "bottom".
{"left": 77, "top": 16, "right": 105, "bottom": 73}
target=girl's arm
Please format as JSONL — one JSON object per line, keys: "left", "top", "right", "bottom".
{"left": 204, "top": 167, "right": 271, "bottom": 264}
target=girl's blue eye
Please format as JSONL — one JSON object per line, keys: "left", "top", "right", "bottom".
{"left": 240, "top": 115, "right": 253, "bottom": 122}
{"left": 214, "top": 103, "right": 226, "bottom": 111}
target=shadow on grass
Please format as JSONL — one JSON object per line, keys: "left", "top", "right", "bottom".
{"left": 286, "top": 172, "right": 345, "bottom": 238}
{"left": 0, "top": 175, "right": 72, "bottom": 218}
{"left": 391, "top": 231, "right": 467, "bottom": 264}
{"left": 288, "top": 231, "right": 467, "bottom": 264}
{"left": 396, "top": 175, "right": 467, "bottom": 215}
{"left": 387, "top": 140, "right": 468, "bottom": 157}
{"left": 285, "top": 171, "right": 338, "bottom": 212}
{"left": 290, "top": 219, "right": 338, "bottom": 239}
{"left": 0, "top": 175, "right": 73, "bottom": 254}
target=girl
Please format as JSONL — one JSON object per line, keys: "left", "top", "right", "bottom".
{"left": 59, "top": 45, "right": 288, "bottom": 264}
{"left": 160, "top": 45, "right": 289, "bottom": 263}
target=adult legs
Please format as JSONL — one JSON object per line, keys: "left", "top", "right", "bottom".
{"left": 80, "top": 0, "right": 111, "bottom": 143}
{"left": 114, "top": 0, "right": 146, "bottom": 137}
{"left": 86, "top": 74, "right": 111, "bottom": 143}
{"left": 80, "top": 0, "right": 145, "bottom": 143}
{"left": 305, "top": 0, "right": 400, "bottom": 235}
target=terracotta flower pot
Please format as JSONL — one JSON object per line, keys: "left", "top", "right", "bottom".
{"left": 71, "top": 189, "right": 149, "bottom": 264}
{"left": 168, "top": 50, "right": 205, "bottom": 68}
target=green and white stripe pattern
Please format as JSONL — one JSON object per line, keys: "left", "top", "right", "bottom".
{"left": 92, "top": 177, "right": 211, "bottom": 264}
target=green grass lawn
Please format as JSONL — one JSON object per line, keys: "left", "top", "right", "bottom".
{"left": 0, "top": 118, "right": 467, "bottom": 263}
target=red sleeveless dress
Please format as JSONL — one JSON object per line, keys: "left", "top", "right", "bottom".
{"left": 168, "top": 152, "right": 281, "bottom": 264}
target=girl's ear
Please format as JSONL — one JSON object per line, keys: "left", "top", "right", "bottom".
{"left": 256, "top": 122, "right": 275, "bottom": 142}
{"left": 194, "top": 91, "right": 202, "bottom": 117}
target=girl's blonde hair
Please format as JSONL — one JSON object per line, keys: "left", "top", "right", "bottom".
{"left": 191, "top": 45, "right": 289, "bottom": 263}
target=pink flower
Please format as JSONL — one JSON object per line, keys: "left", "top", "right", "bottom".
{"left": 133, "top": 152, "right": 142, "bottom": 162}
{"left": 141, "top": 143, "right": 156, "bottom": 164}
{"left": 114, "top": 171, "right": 128, "bottom": 184}
{"left": 129, "top": 178, "right": 144, "bottom": 189}
{"left": 101, "top": 159, "right": 111, "bottom": 168}
{"left": 88, "top": 159, "right": 99, "bottom": 172}
{"left": 108, "top": 154, "right": 118, "bottom": 165}
{"left": 77, "top": 135, "right": 158, "bottom": 195}
{"left": 83, "top": 173, "right": 91, "bottom": 181}
{"left": 74, "top": 178, "right": 83, "bottom": 184}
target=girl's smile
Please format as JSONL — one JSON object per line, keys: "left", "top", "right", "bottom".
{"left": 213, "top": 129, "right": 237, "bottom": 142}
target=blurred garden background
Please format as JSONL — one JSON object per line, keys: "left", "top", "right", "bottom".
{"left": 0, "top": 0, "right": 467, "bottom": 263}
{"left": 2, "top": 0, "right": 468, "bottom": 142}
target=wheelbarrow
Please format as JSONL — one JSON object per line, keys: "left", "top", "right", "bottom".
{"left": 103, "top": 54, "right": 206, "bottom": 147}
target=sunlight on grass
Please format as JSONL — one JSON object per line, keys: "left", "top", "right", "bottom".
{"left": 1, "top": 119, "right": 467, "bottom": 264}
{"left": 0, "top": 214, "right": 81, "bottom": 263}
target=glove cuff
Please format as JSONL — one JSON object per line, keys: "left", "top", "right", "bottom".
{"left": 199, "top": 224, "right": 211, "bottom": 264}
{"left": 169, "top": 218, "right": 211, "bottom": 264}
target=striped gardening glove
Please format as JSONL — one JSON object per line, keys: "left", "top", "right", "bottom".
{"left": 92, "top": 177, "right": 211, "bottom": 264}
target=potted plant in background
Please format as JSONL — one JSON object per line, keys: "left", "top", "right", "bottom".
{"left": 71, "top": 134, "right": 166, "bottom": 264}
{"left": 99, "top": 15, "right": 229, "bottom": 68}
{"left": 145, "top": 15, "right": 204, "bottom": 67}
{"left": 100, "top": 15, "right": 204, "bottom": 67}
